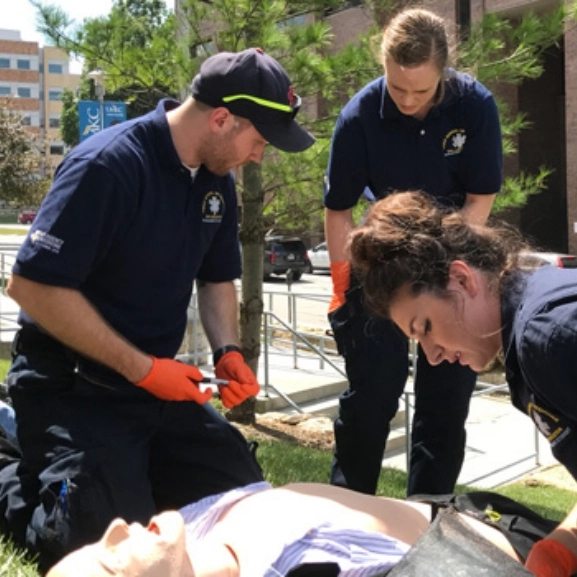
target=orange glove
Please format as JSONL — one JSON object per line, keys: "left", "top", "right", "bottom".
{"left": 135, "top": 357, "right": 213, "bottom": 403}
{"left": 214, "top": 351, "right": 260, "bottom": 409}
{"left": 525, "top": 539, "right": 577, "bottom": 577}
{"left": 329, "top": 261, "right": 351, "bottom": 313}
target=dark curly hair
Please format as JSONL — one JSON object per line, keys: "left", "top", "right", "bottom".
{"left": 349, "top": 191, "right": 528, "bottom": 319}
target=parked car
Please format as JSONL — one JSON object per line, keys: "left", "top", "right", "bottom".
{"left": 519, "top": 251, "right": 577, "bottom": 269}
{"left": 263, "top": 235, "right": 308, "bottom": 281}
{"left": 17, "top": 210, "right": 37, "bottom": 224}
{"left": 307, "top": 241, "right": 330, "bottom": 273}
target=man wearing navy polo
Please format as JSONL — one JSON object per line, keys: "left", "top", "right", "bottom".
{"left": 0, "top": 48, "right": 314, "bottom": 569}
{"left": 324, "top": 9, "right": 502, "bottom": 496}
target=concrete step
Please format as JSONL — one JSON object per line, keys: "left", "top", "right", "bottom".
{"left": 255, "top": 378, "right": 348, "bottom": 413}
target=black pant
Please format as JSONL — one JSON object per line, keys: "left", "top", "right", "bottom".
{"left": 0, "top": 328, "right": 264, "bottom": 571}
{"left": 329, "top": 287, "right": 476, "bottom": 496}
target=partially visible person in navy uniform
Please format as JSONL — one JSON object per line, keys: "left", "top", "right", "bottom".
{"left": 349, "top": 189, "right": 577, "bottom": 577}
{"left": 0, "top": 48, "right": 314, "bottom": 570}
{"left": 324, "top": 7, "right": 502, "bottom": 496}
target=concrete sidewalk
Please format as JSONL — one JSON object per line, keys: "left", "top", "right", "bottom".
{"left": 248, "top": 342, "right": 573, "bottom": 491}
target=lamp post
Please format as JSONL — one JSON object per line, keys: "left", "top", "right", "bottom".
{"left": 87, "top": 69, "right": 105, "bottom": 131}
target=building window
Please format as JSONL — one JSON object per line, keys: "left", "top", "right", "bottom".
{"left": 50, "top": 144, "right": 65, "bottom": 156}
{"left": 21, "top": 115, "right": 31, "bottom": 126}
{"left": 0, "top": 58, "right": 9, "bottom": 69}
{"left": 49, "top": 117, "right": 60, "bottom": 128}
{"left": 17, "top": 59, "right": 30, "bottom": 70}
{"left": 49, "top": 89, "right": 63, "bottom": 101}
{"left": 17, "top": 87, "right": 31, "bottom": 98}
{"left": 48, "top": 63, "right": 63, "bottom": 74}
{"left": 0, "top": 86, "right": 10, "bottom": 96}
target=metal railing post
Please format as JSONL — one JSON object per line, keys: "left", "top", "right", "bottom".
{"left": 263, "top": 312, "right": 270, "bottom": 397}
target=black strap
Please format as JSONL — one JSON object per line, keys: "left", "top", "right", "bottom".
{"left": 212, "top": 344, "right": 242, "bottom": 366}
{"left": 286, "top": 562, "right": 340, "bottom": 577}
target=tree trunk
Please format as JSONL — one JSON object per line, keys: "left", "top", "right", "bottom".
{"left": 225, "top": 161, "right": 264, "bottom": 425}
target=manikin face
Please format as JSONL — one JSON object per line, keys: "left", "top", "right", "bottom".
{"left": 200, "top": 119, "right": 267, "bottom": 176}
{"left": 389, "top": 262, "right": 503, "bottom": 373}
{"left": 46, "top": 512, "right": 194, "bottom": 577}
{"left": 384, "top": 57, "right": 441, "bottom": 120}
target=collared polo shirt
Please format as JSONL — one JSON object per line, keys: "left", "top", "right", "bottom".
{"left": 14, "top": 99, "right": 241, "bottom": 358}
{"left": 324, "top": 71, "right": 502, "bottom": 210}
{"left": 501, "top": 267, "right": 577, "bottom": 480}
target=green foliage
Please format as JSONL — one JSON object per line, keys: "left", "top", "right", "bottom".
{"left": 0, "top": 105, "right": 51, "bottom": 207}
{"left": 59, "top": 89, "right": 79, "bottom": 148}
{"left": 494, "top": 168, "right": 553, "bottom": 213}
{"left": 458, "top": 10, "right": 567, "bottom": 85}
{"left": 32, "top": 0, "right": 185, "bottom": 115}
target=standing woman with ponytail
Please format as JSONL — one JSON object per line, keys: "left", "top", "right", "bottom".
{"left": 324, "top": 7, "right": 503, "bottom": 496}
{"left": 349, "top": 190, "right": 577, "bottom": 577}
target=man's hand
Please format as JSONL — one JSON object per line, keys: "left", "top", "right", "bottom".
{"left": 135, "top": 357, "right": 213, "bottom": 403}
{"left": 329, "top": 261, "right": 351, "bottom": 313}
{"left": 215, "top": 351, "right": 260, "bottom": 408}
{"left": 525, "top": 539, "right": 577, "bottom": 577}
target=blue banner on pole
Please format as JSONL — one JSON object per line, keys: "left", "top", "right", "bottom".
{"left": 78, "top": 100, "right": 127, "bottom": 142}
{"left": 103, "top": 101, "right": 127, "bottom": 128}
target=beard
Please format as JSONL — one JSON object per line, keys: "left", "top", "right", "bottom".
{"left": 197, "top": 132, "right": 239, "bottom": 176}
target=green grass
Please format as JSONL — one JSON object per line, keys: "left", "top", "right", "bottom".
{"left": 0, "top": 422, "right": 574, "bottom": 575}
{"left": 0, "top": 360, "right": 10, "bottom": 383}
{"left": 256, "top": 439, "right": 573, "bottom": 521}
{"left": 0, "top": 216, "right": 18, "bottom": 225}
{"left": 0, "top": 228, "right": 27, "bottom": 236}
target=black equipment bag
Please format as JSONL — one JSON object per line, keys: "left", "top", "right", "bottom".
{"left": 383, "top": 506, "right": 535, "bottom": 577}
{"left": 409, "top": 491, "right": 558, "bottom": 561}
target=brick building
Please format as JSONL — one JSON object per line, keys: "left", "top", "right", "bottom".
{"left": 0, "top": 29, "right": 80, "bottom": 175}
{"left": 177, "top": 0, "right": 576, "bottom": 254}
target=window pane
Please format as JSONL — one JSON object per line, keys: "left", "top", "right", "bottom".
{"left": 0, "top": 59, "right": 9, "bottom": 69}
{"left": 21, "top": 116, "right": 31, "bottom": 126}
{"left": 17, "top": 59, "right": 30, "bottom": 70}
{"left": 48, "top": 63, "right": 63, "bottom": 74}
{"left": 49, "top": 90, "right": 62, "bottom": 101}
{"left": 49, "top": 117, "right": 60, "bottom": 128}
{"left": 17, "top": 87, "right": 31, "bottom": 98}
{"left": 0, "top": 87, "right": 10, "bottom": 96}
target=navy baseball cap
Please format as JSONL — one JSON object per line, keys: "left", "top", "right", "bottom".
{"left": 191, "top": 48, "right": 315, "bottom": 153}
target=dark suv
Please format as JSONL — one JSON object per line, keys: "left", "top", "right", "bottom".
{"left": 263, "top": 235, "right": 308, "bottom": 281}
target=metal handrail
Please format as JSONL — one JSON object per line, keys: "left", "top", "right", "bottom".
{"left": 261, "top": 310, "right": 346, "bottom": 393}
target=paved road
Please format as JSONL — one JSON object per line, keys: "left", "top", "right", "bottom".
{"left": 262, "top": 272, "right": 332, "bottom": 331}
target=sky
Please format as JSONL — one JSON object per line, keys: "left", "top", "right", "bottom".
{"left": 4, "top": 0, "right": 175, "bottom": 71}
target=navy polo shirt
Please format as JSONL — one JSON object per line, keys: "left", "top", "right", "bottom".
{"left": 14, "top": 99, "right": 241, "bottom": 358}
{"left": 324, "top": 71, "right": 502, "bottom": 210}
{"left": 501, "top": 267, "right": 577, "bottom": 481}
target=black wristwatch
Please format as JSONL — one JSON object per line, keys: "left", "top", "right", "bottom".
{"left": 213, "top": 344, "right": 242, "bottom": 366}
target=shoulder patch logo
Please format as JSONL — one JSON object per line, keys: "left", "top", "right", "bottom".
{"left": 30, "top": 230, "right": 64, "bottom": 254}
{"left": 202, "top": 191, "right": 225, "bottom": 224}
{"left": 527, "top": 401, "right": 570, "bottom": 447}
{"left": 443, "top": 129, "right": 467, "bottom": 157}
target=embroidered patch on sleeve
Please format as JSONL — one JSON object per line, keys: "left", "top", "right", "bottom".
{"left": 30, "top": 230, "right": 64, "bottom": 254}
